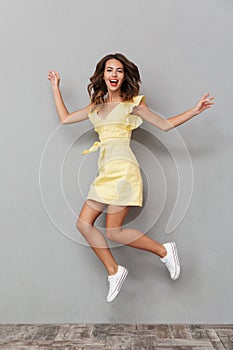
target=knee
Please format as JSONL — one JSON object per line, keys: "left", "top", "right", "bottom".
{"left": 106, "top": 227, "right": 121, "bottom": 242}
{"left": 76, "top": 217, "right": 92, "bottom": 234}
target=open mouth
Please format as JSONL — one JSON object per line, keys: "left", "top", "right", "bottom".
{"left": 109, "top": 79, "right": 118, "bottom": 87}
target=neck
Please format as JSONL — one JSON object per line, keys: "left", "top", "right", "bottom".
{"left": 106, "top": 91, "right": 123, "bottom": 102}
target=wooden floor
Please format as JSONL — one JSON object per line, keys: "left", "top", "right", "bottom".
{"left": 0, "top": 324, "right": 232, "bottom": 349}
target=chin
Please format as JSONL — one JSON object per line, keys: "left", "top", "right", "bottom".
{"left": 108, "top": 85, "right": 122, "bottom": 92}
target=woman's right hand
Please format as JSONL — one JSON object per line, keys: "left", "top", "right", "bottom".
{"left": 48, "top": 70, "right": 60, "bottom": 89}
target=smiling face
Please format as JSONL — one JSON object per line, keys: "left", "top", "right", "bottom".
{"left": 103, "top": 59, "right": 125, "bottom": 95}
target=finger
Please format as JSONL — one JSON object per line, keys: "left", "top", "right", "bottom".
{"left": 203, "top": 100, "right": 214, "bottom": 105}
{"left": 203, "top": 97, "right": 214, "bottom": 102}
{"left": 202, "top": 93, "right": 211, "bottom": 101}
{"left": 201, "top": 92, "right": 209, "bottom": 98}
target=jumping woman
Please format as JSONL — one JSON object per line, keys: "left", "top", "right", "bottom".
{"left": 48, "top": 53, "right": 214, "bottom": 302}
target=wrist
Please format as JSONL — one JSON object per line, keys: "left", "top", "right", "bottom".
{"left": 189, "top": 108, "right": 199, "bottom": 117}
{"left": 52, "top": 85, "right": 60, "bottom": 92}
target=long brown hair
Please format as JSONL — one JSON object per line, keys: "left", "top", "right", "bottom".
{"left": 87, "top": 53, "right": 142, "bottom": 107}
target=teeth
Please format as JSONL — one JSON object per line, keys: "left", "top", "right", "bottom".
{"left": 110, "top": 80, "right": 118, "bottom": 83}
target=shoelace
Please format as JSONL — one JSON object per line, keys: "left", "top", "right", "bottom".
{"left": 163, "top": 258, "right": 174, "bottom": 272}
{"left": 108, "top": 278, "right": 118, "bottom": 294}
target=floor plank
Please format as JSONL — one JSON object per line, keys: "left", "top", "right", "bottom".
{"left": 0, "top": 324, "right": 232, "bottom": 349}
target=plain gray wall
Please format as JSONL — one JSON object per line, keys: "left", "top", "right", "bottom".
{"left": 0, "top": 0, "right": 232, "bottom": 323}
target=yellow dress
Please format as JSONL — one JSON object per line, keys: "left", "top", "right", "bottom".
{"left": 81, "top": 95, "right": 146, "bottom": 207}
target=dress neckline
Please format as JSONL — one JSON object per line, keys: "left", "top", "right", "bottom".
{"left": 96, "top": 101, "right": 124, "bottom": 120}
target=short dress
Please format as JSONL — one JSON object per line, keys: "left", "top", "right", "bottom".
{"left": 81, "top": 95, "right": 146, "bottom": 207}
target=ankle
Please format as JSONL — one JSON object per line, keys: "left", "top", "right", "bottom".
{"left": 158, "top": 244, "right": 167, "bottom": 258}
{"left": 107, "top": 264, "right": 119, "bottom": 276}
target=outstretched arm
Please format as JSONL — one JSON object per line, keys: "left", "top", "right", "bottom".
{"left": 133, "top": 93, "right": 214, "bottom": 131}
{"left": 61, "top": 102, "right": 93, "bottom": 124}
{"left": 48, "top": 70, "right": 93, "bottom": 124}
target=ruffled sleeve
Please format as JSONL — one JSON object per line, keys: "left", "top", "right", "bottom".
{"left": 132, "top": 95, "right": 146, "bottom": 106}
{"left": 124, "top": 95, "right": 146, "bottom": 130}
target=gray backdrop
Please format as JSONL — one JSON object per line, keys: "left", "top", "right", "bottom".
{"left": 0, "top": 0, "right": 232, "bottom": 323}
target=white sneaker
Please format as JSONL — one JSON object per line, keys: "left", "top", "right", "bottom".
{"left": 106, "top": 265, "right": 128, "bottom": 302}
{"left": 160, "top": 242, "right": 180, "bottom": 280}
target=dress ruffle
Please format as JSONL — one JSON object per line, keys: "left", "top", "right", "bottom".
{"left": 124, "top": 95, "right": 145, "bottom": 130}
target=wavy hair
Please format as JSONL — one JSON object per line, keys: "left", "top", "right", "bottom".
{"left": 87, "top": 53, "right": 142, "bottom": 108}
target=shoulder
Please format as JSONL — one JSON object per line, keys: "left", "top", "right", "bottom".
{"left": 87, "top": 101, "right": 97, "bottom": 116}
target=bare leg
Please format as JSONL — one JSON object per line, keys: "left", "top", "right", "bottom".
{"left": 76, "top": 199, "right": 118, "bottom": 275}
{"left": 106, "top": 205, "right": 167, "bottom": 258}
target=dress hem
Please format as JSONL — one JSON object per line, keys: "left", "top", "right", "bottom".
{"left": 86, "top": 196, "right": 143, "bottom": 207}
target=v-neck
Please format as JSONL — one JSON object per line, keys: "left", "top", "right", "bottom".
{"left": 96, "top": 101, "right": 124, "bottom": 120}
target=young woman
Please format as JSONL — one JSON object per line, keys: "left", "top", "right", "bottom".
{"left": 48, "top": 53, "right": 214, "bottom": 302}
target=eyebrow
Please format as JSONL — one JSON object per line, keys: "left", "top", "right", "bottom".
{"left": 106, "top": 66, "right": 124, "bottom": 69}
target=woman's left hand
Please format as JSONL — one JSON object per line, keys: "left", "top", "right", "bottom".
{"left": 192, "top": 93, "right": 215, "bottom": 115}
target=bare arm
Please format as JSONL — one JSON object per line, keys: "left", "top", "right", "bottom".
{"left": 51, "top": 85, "right": 69, "bottom": 123}
{"left": 48, "top": 70, "right": 93, "bottom": 124}
{"left": 61, "top": 101, "right": 93, "bottom": 124}
{"left": 133, "top": 93, "right": 214, "bottom": 131}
